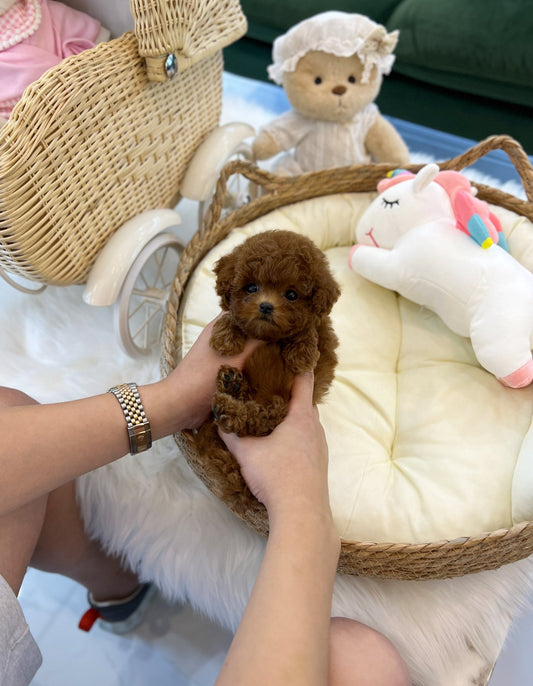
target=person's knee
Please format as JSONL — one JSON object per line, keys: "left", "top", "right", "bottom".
{"left": 0, "top": 386, "right": 37, "bottom": 409}
{"left": 0, "top": 496, "right": 48, "bottom": 595}
{"left": 329, "top": 617, "right": 411, "bottom": 686}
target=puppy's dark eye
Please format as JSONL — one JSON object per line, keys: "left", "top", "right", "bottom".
{"left": 285, "top": 289, "right": 298, "bottom": 301}
{"left": 348, "top": 75, "right": 356, "bottom": 84}
{"left": 244, "top": 283, "right": 258, "bottom": 294}
{"left": 314, "top": 76, "right": 322, "bottom": 85}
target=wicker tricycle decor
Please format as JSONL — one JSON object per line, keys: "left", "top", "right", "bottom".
{"left": 0, "top": 0, "right": 254, "bottom": 356}
{"left": 161, "top": 134, "right": 533, "bottom": 580}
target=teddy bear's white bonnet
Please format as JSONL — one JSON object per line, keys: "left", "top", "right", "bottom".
{"left": 0, "top": 0, "right": 42, "bottom": 50}
{"left": 268, "top": 11, "right": 399, "bottom": 85}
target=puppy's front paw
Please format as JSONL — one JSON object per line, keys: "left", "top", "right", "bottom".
{"left": 212, "top": 393, "right": 246, "bottom": 435}
{"left": 216, "top": 365, "right": 249, "bottom": 399}
{"left": 286, "top": 346, "right": 320, "bottom": 374}
{"left": 283, "top": 331, "right": 320, "bottom": 374}
{"left": 210, "top": 317, "right": 247, "bottom": 356}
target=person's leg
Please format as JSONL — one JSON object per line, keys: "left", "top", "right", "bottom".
{"left": 31, "top": 480, "right": 139, "bottom": 601}
{"left": 0, "top": 386, "right": 139, "bottom": 601}
{"left": 0, "top": 388, "right": 48, "bottom": 595}
{"left": 328, "top": 617, "right": 411, "bottom": 686}
{"left": 0, "top": 497, "right": 47, "bottom": 595}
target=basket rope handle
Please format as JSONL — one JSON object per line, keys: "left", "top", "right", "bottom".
{"left": 162, "top": 136, "right": 533, "bottom": 376}
{"left": 204, "top": 135, "right": 533, "bottom": 233}
{"left": 199, "top": 160, "right": 291, "bottom": 237}
{"left": 438, "top": 135, "right": 533, "bottom": 202}
{"left": 129, "top": 0, "right": 247, "bottom": 81}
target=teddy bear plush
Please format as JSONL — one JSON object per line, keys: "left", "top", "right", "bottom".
{"left": 252, "top": 11, "right": 409, "bottom": 175}
{"left": 0, "top": 0, "right": 110, "bottom": 125}
{"left": 349, "top": 163, "right": 533, "bottom": 388}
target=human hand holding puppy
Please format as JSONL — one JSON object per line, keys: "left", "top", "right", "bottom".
{"left": 0, "top": 315, "right": 260, "bottom": 514}
{"left": 214, "top": 371, "right": 343, "bottom": 686}
{"left": 219, "top": 371, "right": 334, "bottom": 526}
{"left": 162, "top": 315, "right": 261, "bottom": 432}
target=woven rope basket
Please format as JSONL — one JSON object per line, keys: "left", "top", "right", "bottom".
{"left": 0, "top": 0, "right": 246, "bottom": 287}
{"left": 161, "top": 135, "right": 533, "bottom": 580}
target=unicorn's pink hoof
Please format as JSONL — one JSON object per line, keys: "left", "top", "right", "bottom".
{"left": 499, "top": 360, "right": 533, "bottom": 388}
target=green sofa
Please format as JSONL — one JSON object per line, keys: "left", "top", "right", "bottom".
{"left": 224, "top": 0, "right": 533, "bottom": 153}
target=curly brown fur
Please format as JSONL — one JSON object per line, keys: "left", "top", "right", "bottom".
{"left": 197, "top": 230, "right": 340, "bottom": 452}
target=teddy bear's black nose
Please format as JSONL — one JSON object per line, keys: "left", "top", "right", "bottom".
{"left": 332, "top": 85, "right": 346, "bottom": 96}
{"left": 259, "top": 302, "right": 274, "bottom": 315}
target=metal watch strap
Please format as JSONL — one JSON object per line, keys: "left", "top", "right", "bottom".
{"left": 107, "top": 382, "right": 152, "bottom": 454}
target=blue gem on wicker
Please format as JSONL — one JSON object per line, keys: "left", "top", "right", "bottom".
{"left": 164, "top": 53, "right": 178, "bottom": 79}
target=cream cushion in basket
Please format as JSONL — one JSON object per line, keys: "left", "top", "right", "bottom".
{"left": 178, "top": 193, "right": 533, "bottom": 544}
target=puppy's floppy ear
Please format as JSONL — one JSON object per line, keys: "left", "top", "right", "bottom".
{"left": 213, "top": 253, "right": 236, "bottom": 310}
{"left": 312, "top": 263, "right": 341, "bottom": 316}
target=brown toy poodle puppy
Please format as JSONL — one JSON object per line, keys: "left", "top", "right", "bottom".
{"left": 186, "top": 229, "right": 340, "bottom": 525}
{"left": 207, "top": 229, "right": 340, "bottom": 437}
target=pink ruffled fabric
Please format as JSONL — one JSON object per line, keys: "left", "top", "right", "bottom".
{"left": 0, "top": 0, "right": 102, "bottom": 119}
{"left": 0, "top": 0, "right": 41, "bottom": 51}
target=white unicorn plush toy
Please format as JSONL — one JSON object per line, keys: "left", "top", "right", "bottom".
{"left": 349, "top": 163, "right": 533, "bottom": 388}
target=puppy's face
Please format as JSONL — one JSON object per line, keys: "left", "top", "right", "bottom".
{"left": 229, "top": 266, "right": 309, "bottom": 341}
{"left": 214, "top": 230, "right": 340, "bottom": 341}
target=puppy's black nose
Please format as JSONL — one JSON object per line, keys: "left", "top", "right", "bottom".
{"left": 259, "top": 302, "right": 274, "bottom": 315}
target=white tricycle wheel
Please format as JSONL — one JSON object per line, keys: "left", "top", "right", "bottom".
{"left": 115, "top": 232, "right": 184, "bottom": 357}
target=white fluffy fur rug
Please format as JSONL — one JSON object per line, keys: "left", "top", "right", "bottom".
{"left": 2, "top": 89, "right": 532, "bottom": 686}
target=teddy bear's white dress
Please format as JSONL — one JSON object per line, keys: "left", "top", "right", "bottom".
{"left": 265, "top": 102, "right": 378, "bottom": 173}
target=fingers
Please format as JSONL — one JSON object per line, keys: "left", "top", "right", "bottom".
{"left": 219, "top": 371, "right": 315, "bottom": 449}
{"left": 287, "top": 371, "right": 315, "bottom": 412}
{"left": 217, "top": 431, "right": 256, "bottom": 471}
{"left": 236, "top": 337, "right": 263, "bottom": 363}
{"left": 219, "top": 429, "right": 238, "bottom": 453}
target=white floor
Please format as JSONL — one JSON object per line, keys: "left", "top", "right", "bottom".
{"left": 490, "top": 602, "right": 533, "bottom": 684}
{"left": 19, "top": 569, "right": 232, "bottom": 686}
{"left": 9, "top": 70, "right": 533, "bottom": 685}
{"left": 17, "top": 566, "right": 533, "bottom": 685}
